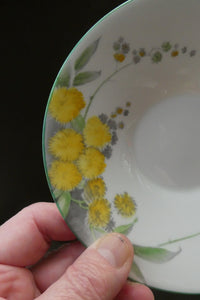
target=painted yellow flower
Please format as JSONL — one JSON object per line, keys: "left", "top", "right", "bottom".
{"left": 118, "top": 122, "right": 124, "bottom": 129}
{"left": 83, "top": 116, "right": 111, "bottom": 149}
{"left": 139, "top": 49, "right": 146, "bottom": 57}
{"left": 84, "top": 178, "right": 106, "bottom": 202}
{"left": 49, "top": 160, "right": 82, "bottom": 191}
{"left": 49, "top": 87, "right": 85, "bottom": 123}
{"left": 49, "top": 128, "right": 84, "bottom": 161}
{"left": 88, "top": 198, "right": 111, "bottom": 228}
{"left": 114, "top": 53, "right": 125, "bottom": 62}
{"left": 116, "top": 107, "right": 123, "bottom": 114}
{"left": 114, "top": 192, "right": 136, "bottom": 217}
{"left": 77, "top": 147, "right": 106, "bottom": 179}
{"left": 110, "top": 113, "right": 117, "bottom": 118}
{"left": 171, "top": 50, "right": 179, "bottom": 57}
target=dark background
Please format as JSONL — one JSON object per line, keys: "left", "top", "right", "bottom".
{"left": 0, "top": 1, "right": 198, "bottom": 299}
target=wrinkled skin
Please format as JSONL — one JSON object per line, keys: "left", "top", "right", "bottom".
{"left": 0, "top": 202, "right": 154, "bottom": 300}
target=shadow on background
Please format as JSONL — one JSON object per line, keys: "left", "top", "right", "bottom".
{"left": 0, "top": 1, "right": 198, "bottom": 299}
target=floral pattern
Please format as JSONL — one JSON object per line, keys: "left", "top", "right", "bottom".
{"left": 132, "top": 40, "right": 196, "bottom": 63}
{"left": 114, "top": 193, "right": 137, "bottom": 217}
{"left": 46, "top": 37, "right": 199, "bottom": 283}
{"left": 49, "top": 87, "right": 85, "bottom": 123}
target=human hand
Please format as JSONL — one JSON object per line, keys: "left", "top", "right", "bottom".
{"left": 0, "top": 202, "right": 154, "bottom": 300}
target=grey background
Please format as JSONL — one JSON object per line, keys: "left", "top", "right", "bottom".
{"left": 1, "top": 1, "right": 198, "bottom": 298}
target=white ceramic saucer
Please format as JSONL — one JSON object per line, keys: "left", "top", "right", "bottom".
{"left": 43, "top": 0, "right": 200, "bottom": 293}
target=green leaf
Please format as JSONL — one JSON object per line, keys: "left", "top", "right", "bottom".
{"left": 56, "top": 66, "right": 71, "bottom": 88}
{"left": 134, "top": 244, "right": 181, "bottom": 263}
{"left": 73, "top": 71, "right": 101, "bottom": 86}
{"left": 53, "top": 189, "right": 63, "bottom": 199}
{"left": 161, "top": 41, "right": 172, "bottom": 52}
{"left": 57, "top": 191, "right": 71, "bottom": 218}
{"left": 114, "top": 219, "right": 137, "bottom": 234}
{"left": 71, "top": 114, "right": 85, "bottom": 132}
{"left": 93, "top": 227, "right": 106, "bottom": 233}
{"left": 131, "top": 261, "right": 146, "bottom": 284}
{"left": 152, "top": 51, "right": 162, "bottom": 63}
{"left": 74, "top": 38, "right": 100, "bottom": 71}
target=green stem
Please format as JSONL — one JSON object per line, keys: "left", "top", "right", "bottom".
{"left": 133, "top": 217, "right": 138, "bottom": 225}
{"left": 71, "top": 197, "right": 84, "bottom": 204}
{"left": 80, "top": 204, "right": 88, "bottom": 210}
{"left": 83, "top": 61, "right": 133, "bottom": 119}
{"left": 90, "top": 226, "right": 97, "bottom": 241}
{"left": 71, "top": 197, "right": 88, "bottom": 209}
{"left": 93, "top": 227, "right": 107, "bottom": 233}
{"left": 159, "top": 231, "right": 200, "bottom": 247}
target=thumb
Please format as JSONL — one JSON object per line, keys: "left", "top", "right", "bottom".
{"left": 38, "top": 233, "right": 134, "bottom": 300}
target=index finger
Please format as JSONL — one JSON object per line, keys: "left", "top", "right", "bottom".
{"left": 0, "top": 202, "right": 76, "bottom": 267}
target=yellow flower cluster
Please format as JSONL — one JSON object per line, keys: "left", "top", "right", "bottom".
{"left": 83, "top": 116, "right": 111, "bottom": 149}
{"left": 49, "top": 160, "right": 82, "bottom": 191}
{"left": 77, "top": 148, "right": 106, "bottom": 179}
{"left": 48, "top": 86, "right": 113, "bottom": 192}
{"left": 114, "top": 53, "right": 125, "bottom": 62}
{"left": 49, "top": 128, "right": 84, "bottom": 161}
{"left": 49, "top": 87, "right": 85, "bottom": 123}
{"left": 48, "top": 127, "right": 84, "bottom": 191}
{"left": 47, "top": 41, "right": 139, "bottom": 230}
{"left": 114, "top": 192, "right": 136, "bottom": 217}
{"left": 49, "top": 142, "right": 107, "bottom": 191}
{"left": 84, "top": 177, "right": 106, "bottom": 203}
{"left": 171, "top": 50, "right": 179, "bottom": 57}
{"left": 88, "top": 198, "right": 111, "bottom": 228}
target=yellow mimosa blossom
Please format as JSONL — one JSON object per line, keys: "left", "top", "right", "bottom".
{"left": 83, "top": 116, "right": 111, "bottom": 149}
{"left": 114, "top": 192, "right": 136, "bottom": 217}
{"left": 110, "top": 113, "right": 117, "bottom": 118}
{"left": 77, "top": 147, "right": 106, "bottom": 179}
{"left": 116, "top": 107, "right": 123, "bottom": 114}
{"left": 88, "top": 198, "right": 111, "bottom": 228}
{"left": 49, "top": 128, "right": 84, "bottom": 161}
{"left": 171, "top": 50, "right": 179, "bottom": 57}
{"left": 114, "top": 53, "right": 125, "bottom": 62}
{"left": 84, "top": 178, "right": 106, "bottom": 202}
{"left": 49, "top": 160, "right": 82, "bottom": 191}
{"left": 139, "top": 50, "right": 146, "bottom": 57}
{"left": 49, "top": 87, "right": 85, "bottom": 123}
{"left": 118, "top": 122, "right": 124, "bottom": 129}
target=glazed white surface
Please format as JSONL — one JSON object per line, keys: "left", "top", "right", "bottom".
{"left": 44, "top": 0, "right": 200, "bottom": 293}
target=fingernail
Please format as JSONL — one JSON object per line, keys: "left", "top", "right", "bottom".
{"left": 94, "top": 233, "right": 131, "bottom": 268}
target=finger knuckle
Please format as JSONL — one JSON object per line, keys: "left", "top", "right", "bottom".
{"left": 64, "top": 260, "right": 111, "bottom": 300}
